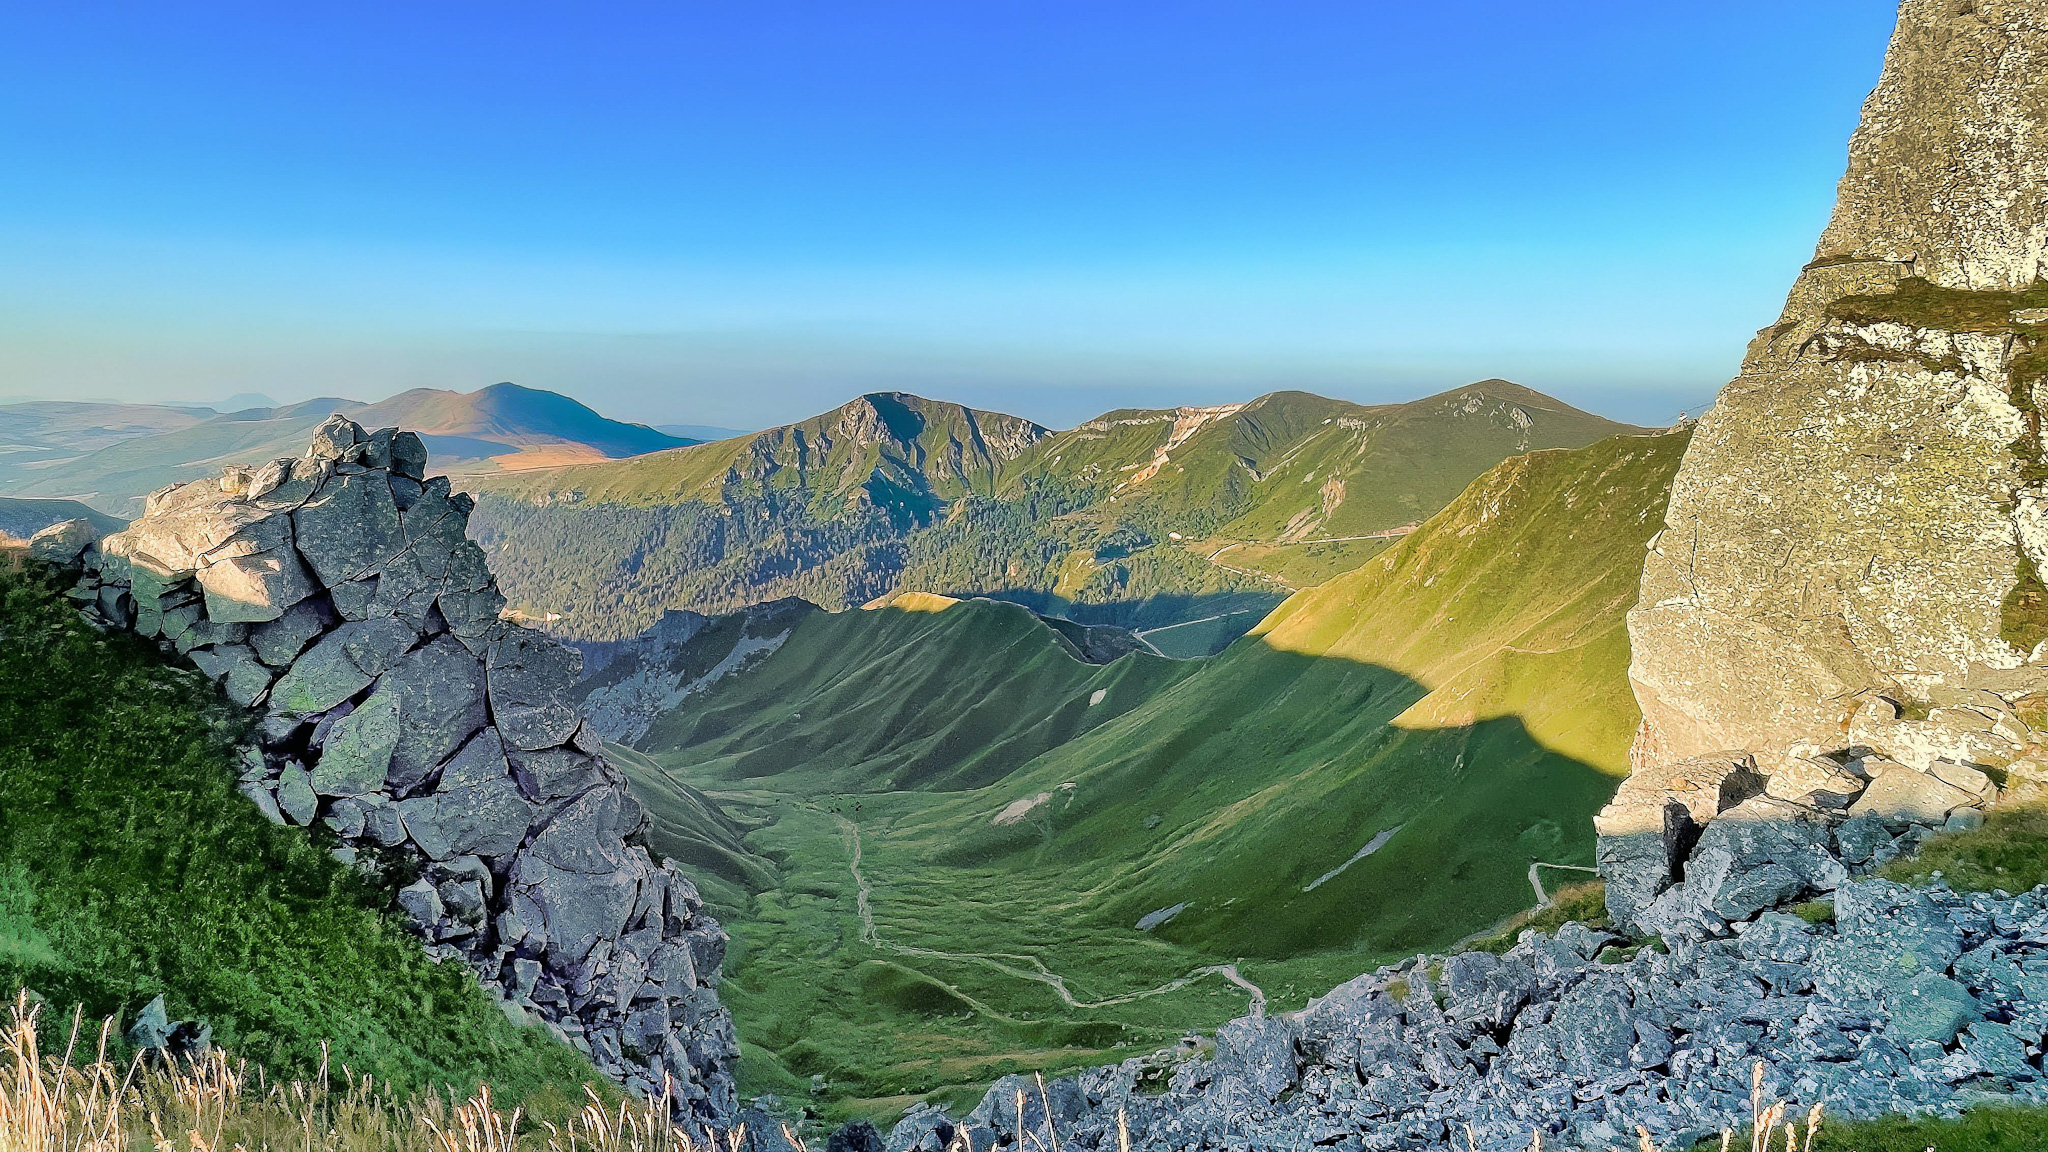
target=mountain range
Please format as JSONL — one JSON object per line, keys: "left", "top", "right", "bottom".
{"left": 0, "top": 382, "right": 693, "bottom": 516}
{"left": 469, "top": 380, "right": 1645, "bottom": 646}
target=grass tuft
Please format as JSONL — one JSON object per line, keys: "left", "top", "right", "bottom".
{"left": 1880, "top": 802, "right": 2048, "bottom": 894}
{"left": 1465, "top": 882, "right": 1608, "bottom": 955}
{"left": 0, "top": 996, "right": 725, "bottom": 1152}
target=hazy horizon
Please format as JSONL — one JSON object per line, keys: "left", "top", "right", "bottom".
{"left": 0, "top": 1, "right": 1898, "bottom": 430}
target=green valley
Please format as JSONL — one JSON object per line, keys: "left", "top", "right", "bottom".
{"left": 603, "top": 427, "right": 1690, "bottom": 1118}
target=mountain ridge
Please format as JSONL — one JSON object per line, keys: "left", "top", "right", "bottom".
{"left": 0, "top": 382, "right": 693, "bottom": 516}
{"left": 468, "top": 381, "right": 1646, "bottom": 641}
{"left": 590, "top": 426, "right": 1689, "bottom": 1106}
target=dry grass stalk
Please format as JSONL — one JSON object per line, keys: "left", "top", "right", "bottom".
{"left": 0, "top": 997, "right": 727, "bottom": 1152}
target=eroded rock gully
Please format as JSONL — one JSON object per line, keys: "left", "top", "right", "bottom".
{"left": 34, "top": 415, "right": 738, "bottom": 1122}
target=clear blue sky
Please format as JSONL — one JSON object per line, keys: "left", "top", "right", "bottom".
{"left": 0, "top": 2, "right": 1899, "bottom": 429}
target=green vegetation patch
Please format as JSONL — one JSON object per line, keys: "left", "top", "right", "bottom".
{"left": 0, "top": 568, "right": 604, "bottom": 1111}
{"left": 2001, "top": 556, "right": 2048, "bottom": 654}
{"left": 1824, "top": 276, "right": 2048, "bottom": 334}
{"left": 1464, "top": 882, "right": 1608, "bottom": 954}
{"left": 1882, "top": 802, "right": 2048, "bottom": 894}
{"left": 1760, "top": 1105, "right": 2048, "bottom": 1151}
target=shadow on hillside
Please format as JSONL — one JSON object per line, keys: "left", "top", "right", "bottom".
{"left": 622, "top": 612, "right": 1628, "bottom": 965}
{"left": 939, "top": 586, "right": 1287, "bottom": 636}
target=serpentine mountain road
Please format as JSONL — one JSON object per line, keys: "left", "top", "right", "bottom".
{"left": 834, "top": 814, "right": 1269, "bottom": 1018}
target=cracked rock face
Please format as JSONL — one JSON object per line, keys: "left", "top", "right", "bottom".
{"left": 1612, "top": 0, "right": 2048, "bottom": 926}
{"left": 61, "top": 414, "right": 737, "bottom": 1122}
{"left": 1816, "top": 0, "right": 2048, "bottom": 293}
{"left": 1627, "top": 0, "right": 2048, "bottom": 776}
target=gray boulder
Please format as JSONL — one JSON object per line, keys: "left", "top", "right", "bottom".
{"left": 274, "top": 761, "right": 319, "bottom": 825}
{"left": 486, "top": 629, "right": 585, "bottom": 751}
{"left": 1679, "top": 796, "right": 1846, "bottom": 923}
{"left": 28, "top": 519, "right": 99, "bottom": 567}
{"left": 1885, "top": 970, "right": 1980, "bottom": 1044}
{"left": 376, "top": 636, "right": 489, "bottom": 792}
{"left": 269, "top": 618, "right": 414, "bottom": 715}
{"left": 1849, "top": 762, "right": 1978, "bottom": 825}
{"left": 248, "top": 598, "right": 331, "bottom": 667}
{"left": 396, "top": 740, "right": 533, "bottom": 862}
{"left": 311, "top": 691, "right": 401, "bottom": 796}
{"left": 187, "top": 643, "right": 274, "bottom": 708}
{"left": 292, "top": 471, "right": 406, "bottom": 588}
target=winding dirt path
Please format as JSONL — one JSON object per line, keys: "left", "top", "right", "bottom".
{"left": 836, "top": 815, "right": 1268, "bottom": 1018}
{"left": 1527, "top": 861, "right": 1599, "bottom": 907}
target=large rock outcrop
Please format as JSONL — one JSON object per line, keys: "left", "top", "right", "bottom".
{"left": 1608, "top": 0, "right": 2048, "bottom": 930}
{"left": 53, "top": 416, "right": 738, "bottom": 1120}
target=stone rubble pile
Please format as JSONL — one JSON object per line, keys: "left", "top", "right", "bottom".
{"left": 845, "top": 699, "right": 2048, "bottom": 1151}
{"left": 881, "top": 877, "right": 2048, "bottom": 1152}
{"left": 32, "top": 415, "right": 737, "bottom": 1121}
{"left": 1593, "top": 695, "right": 2032, "bottom": 941}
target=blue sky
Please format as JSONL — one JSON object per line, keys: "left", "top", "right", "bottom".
{"left": 0, "top": 2, "right": 1899, "bottom": 429}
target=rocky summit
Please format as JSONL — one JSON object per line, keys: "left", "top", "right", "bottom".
{"left": 36, "top": 415, "right": 738, "bottom": 1122}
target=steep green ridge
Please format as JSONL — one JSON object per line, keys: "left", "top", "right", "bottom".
{"left": 0, "top": 383, "right": 689, "bottom": 515}
{"left": 617, "top": 429, "right": 1688, "bottom": 1115}
{"left": 1005, "top": 381, "right": 1636, "bottom": 549}
{"left": 469, "top": 393, "right": 1054, "bottom": 639}
{"left": 0, "top": 567, "right": 604, "bottom": 1111}
{"left": 470, "top": 382, "right": 1644, "bottom": 642}
{"left": 893, "top": 381, "right": 1642, "bottom": 631}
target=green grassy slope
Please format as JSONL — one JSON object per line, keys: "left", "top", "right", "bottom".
{"left": 0, "top": 568, "right": 605, "bottom": 1112}
{"left": 475, "top": 392, "right": 1048, "bottom": 515}
{"left": 1001, "top": 382, "right": 1639, "bottom": 547}
{"left": 620, "top": 429, "right": 1689, "bottom": 1115}
{"left": 468, "top": 394, "right": 1054, "bottom": 639}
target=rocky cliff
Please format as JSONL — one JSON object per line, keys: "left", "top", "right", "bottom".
{"left": 35, "top": 416, "right": 738, "bottom": 1121}
{"left": 1607, "top": 0, "right": 2048, "bottom": 931}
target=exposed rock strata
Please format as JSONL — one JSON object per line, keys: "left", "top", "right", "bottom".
{"left": 1627, "top": 0, "right": 2048, "bottom": 774}
{"left": 47, "top": 417, "right": 737, "bottom": 1120}
{"left": 894, "top": 879, "right": 2048, "bottom": 1152}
